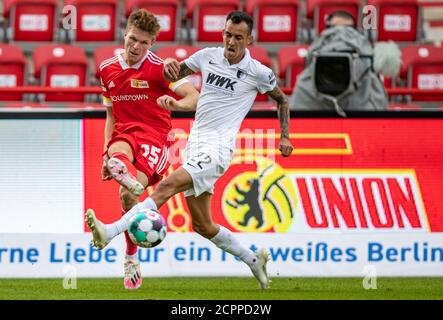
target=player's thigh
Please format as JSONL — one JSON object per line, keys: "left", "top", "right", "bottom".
{"left": 108, "top": 140, "right": 134, "bottom": 162}
{"left": 185, "top": 193, "right": 213, "bottom": 226}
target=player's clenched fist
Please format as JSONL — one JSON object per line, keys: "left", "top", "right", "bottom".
{"left": 157, "top": 95, "right": 179, "bottom": 110}
{"left": 279, "top": 137, "right": 293, "bottom": 157}
{"left": 163, "top": 58, "right": 180, "bottom": 82}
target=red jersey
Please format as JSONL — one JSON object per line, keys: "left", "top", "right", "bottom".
{"left": 99, "top": 49, "right": 185, "bottom": 141}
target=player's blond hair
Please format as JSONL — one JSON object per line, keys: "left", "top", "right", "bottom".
{"left": 126, "top": 9, "right": 160, "bottom": 37}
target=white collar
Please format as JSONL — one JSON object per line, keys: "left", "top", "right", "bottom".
{"left": 117, "top": 49, "right": 149, "bottom": 70}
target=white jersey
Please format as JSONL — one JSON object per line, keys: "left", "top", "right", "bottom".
{"left": 184, "top": 47, "right": 277, "bottom": 150}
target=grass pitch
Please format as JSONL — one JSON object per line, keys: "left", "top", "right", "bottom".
{"left": 0, "top": 277, "right": 442, "bottom": 300}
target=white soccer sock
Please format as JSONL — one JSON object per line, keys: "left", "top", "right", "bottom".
{"left": 105, "top": 197, "right": 158, "bottom": 241}
{"left": 210, "top": 225, "right": 257, "bottom": 268}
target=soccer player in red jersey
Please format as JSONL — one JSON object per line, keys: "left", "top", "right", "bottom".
{"left": 97, "top": 9, "right": 199, "bottom": 290}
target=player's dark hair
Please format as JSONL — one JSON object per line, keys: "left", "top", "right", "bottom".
{"left": 127, "top": 9, "right": 160, "bottom": 37}
{"left": 326, "top": 10, "right": 356, "bottom": 28}
{"left": 226, "top": 11, "right": 253, "bottom": 34}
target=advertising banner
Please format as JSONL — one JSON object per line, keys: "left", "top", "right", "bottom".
{"left": 84, "top": 118, "right": 443, "bottom": 234}
{"left": 1, "top": 117, "right": 442, "bottom": 277}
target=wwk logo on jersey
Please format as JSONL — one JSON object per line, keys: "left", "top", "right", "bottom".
{"left": 206, "top": 73, "right": 237, "bottom": 91}
{"left": 131, "top": 79, "right": 149, "bottom": 89}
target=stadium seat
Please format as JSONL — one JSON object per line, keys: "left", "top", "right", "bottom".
{"left": 155, "top": 45, "right": 201, "bottom": 61}
{"left": 33, "top": 45, "right": 88, "bottom": 102}
{"left": 0, "top": 44, "right": 26, "bottom": 101}
{"left": 401, "top": 44, "right": 443, "bottom": 101}
{"left": 366, "top": 0, "right": 421, "bottom": 42}
{"left": 186, "top": 0, "right": 241, "bottom": 43}
{"left": 156, "top": 45, "right": 203, "bottom": 91}
{"left": 245, "top": 0, "right": 300, "bottom": 43}
{"left": 93, "top": 45, "right": 124, "bottom": 79}
{"left": 125, "top": 0, "right": 181, "bottom": 42}
{"left": 63, "top": 0, "right": 119, "bottom": 42}
{"left": 3, "top": 0, "right": 58, "bottom": 41}
{"left": 248, "top": 46, "right": 273, "bottom": 102}
{"left": 277, "top": 45, "right": 309, "bottom": 88}
{"left": 306, "top": 0, "right": 362, "bottom": 36}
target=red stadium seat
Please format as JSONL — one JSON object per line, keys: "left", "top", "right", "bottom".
{"left": 277, "top": 45, "right": 309, "bottom": 88}
{"left": 306, "top": 0, "right": 362, "bottom": 35}
{"left": 248, "top": 45, "right": 272, "bottom": 68}
{"left": 248, "top": 46, "right": 273, "bottom": 102}
{"left": 186, "top": 0, "right": 241, "bottom": 43}
{"left": 33, "top": 45, "right": 88, "bottom": 102}
{"left": 366, "top": 0, "right": 421, "bottom": 42}
{"left": 156, "top": 45, "right": 203, "bottom": 91}
{"left": 126, "top": 0, "right": 181, "bottom": 42}
{"left": 93, "top": 45, "right": 124, "bottom": 79}
{"left": 246, "top": 0, "right": 300, "bottom": 43}
{"left": 155, "top": 45, "right": 201, "bottom": 61}
{"left": 64, "top": 0, "right": 119, "bottom": 42}
{"left": 3, "top": 0, "right": 58, "bottom": 41}
{"left": 0, "top": 44, "right": 26, "bottom": 101}
{"left": 401, "top": 44, "right": 443, "bottom": 101}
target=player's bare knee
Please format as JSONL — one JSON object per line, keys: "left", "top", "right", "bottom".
{"left": 120, "top": 188, "right": 138, "bottom": 211}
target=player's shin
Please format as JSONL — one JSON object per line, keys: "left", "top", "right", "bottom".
{"left": 122, "top": 210, "right": 138, "bottom": 256}
{"left": 209, "top": 225, "right": 257, "bottom": 267}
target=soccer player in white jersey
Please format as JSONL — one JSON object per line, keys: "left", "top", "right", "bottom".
{"left": 86, "top": 11, "right": 293, "bottom": 289}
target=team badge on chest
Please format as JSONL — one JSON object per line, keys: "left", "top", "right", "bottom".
{"left": 131, "top": 79, "right": 149, "bottom": 88}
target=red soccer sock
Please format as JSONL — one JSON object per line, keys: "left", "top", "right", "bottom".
{"left": 122, "top": 210, "right": 138, "bottom": 256}
{"left": 111, "top": 152, "right": 137, "bottom": 178}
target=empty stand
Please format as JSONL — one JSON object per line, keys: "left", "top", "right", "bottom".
{"left": 126, "top": 0, "right": 181, "bottom": 42}
{"left": 186, "top": 0, "right": 241, "bottom": 43}
{"left": 366, "top": 0, "right": 421, "bottom": 42}
{"left": 246, "top": 0, "right": 300, "bottom": 43}
{"left": 401, "top": 44, "right": 443, "bottom": 101}
{"left": 307, "top": 0, "right": 362, "bottom": 36}
{"left": 64, "top": 0, "right": 119, "bottom": 42}
{"left": 277, "top": 45, "right": 309, "bottom": 88}
{"left": 155, "top": 45, "right": 201, "bottom": 60}
{"left": 0, "top": 44, "right": 26, "bottom": 101}
{"left": 33, "top": 45, "right": 88, "bottom": 102}
{"left": 249, "top": 45, "right": 273, "bottom": 101}
{"left": 3, "top": 0, "right": 58, "bottom": 41}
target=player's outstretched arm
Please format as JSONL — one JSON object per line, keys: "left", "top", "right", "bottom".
{"left": 267, "top": 86, "right": 293, "bottom": 157}
{"left": 157, "top": 82, "right": 199, "bottom": 112}
{"left": 163, "top": 58, "right": 195, "bottom": 82}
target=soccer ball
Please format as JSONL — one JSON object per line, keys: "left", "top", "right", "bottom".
{"left": 128, "top": 209, "right": 167, "bottom": 248}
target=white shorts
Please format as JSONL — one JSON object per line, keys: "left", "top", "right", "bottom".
{"left": 182, "top": 143, "right": 234, "bottom": 197}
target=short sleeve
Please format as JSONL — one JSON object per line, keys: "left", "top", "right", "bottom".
{"left": 257, "top": 65, "right": 278, "bottom": 94}
{"left": 184, "top": 48, "right": 210, "bottom": 72}
{"left": 100, "top": 77, "right": 112, "bottom": 107}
